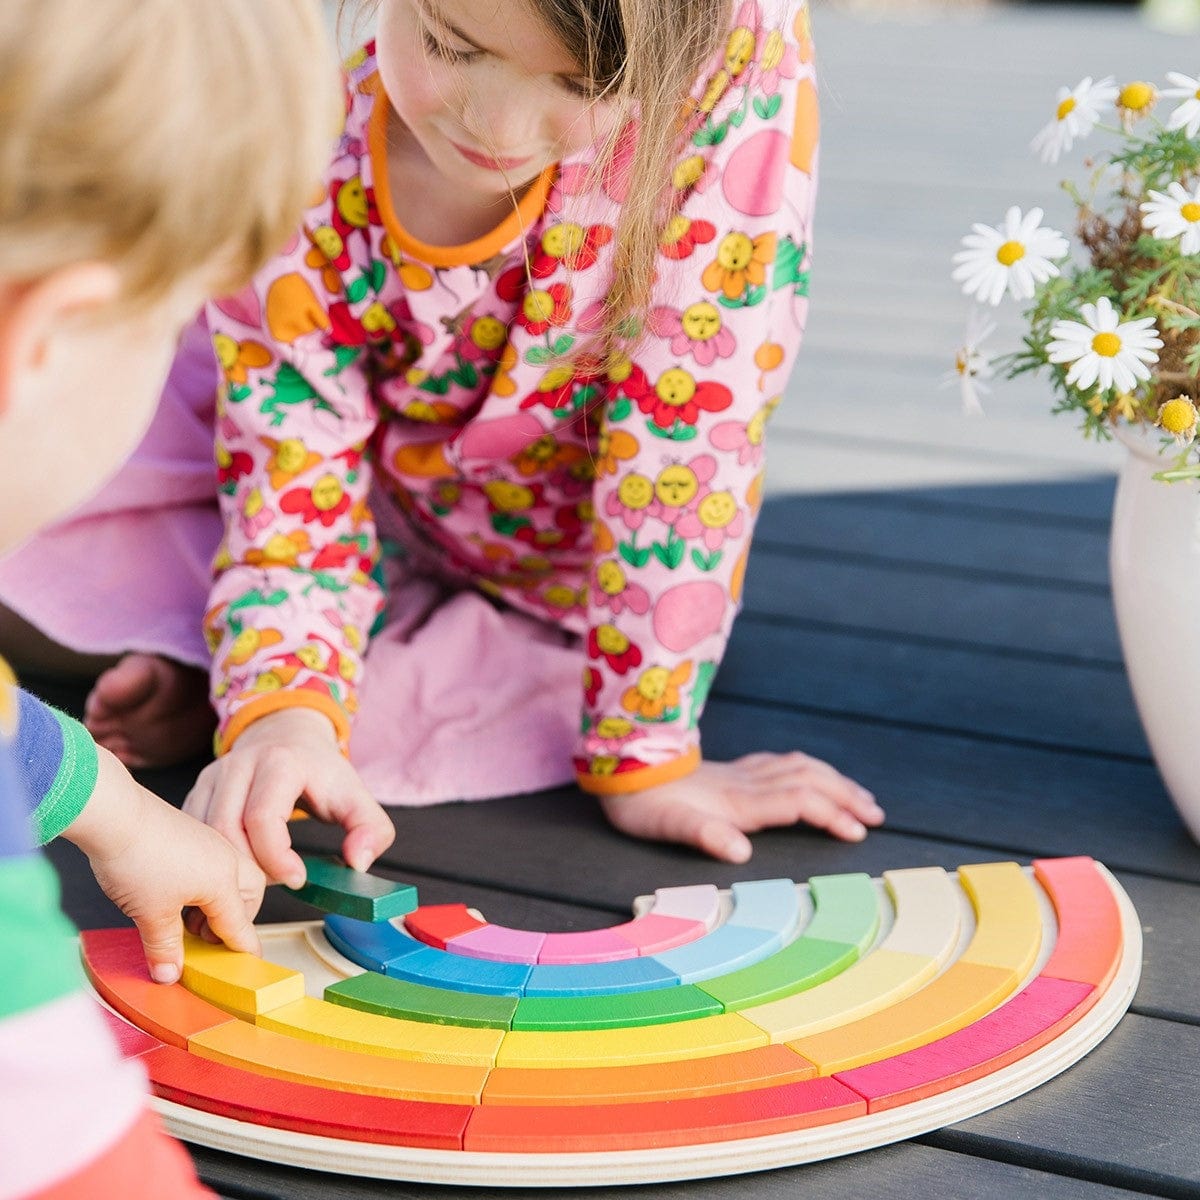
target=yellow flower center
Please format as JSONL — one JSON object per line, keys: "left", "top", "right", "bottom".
{"left": 1159, "top": 396, "right": 1198, "bottom": 435}
{"left": 1118, "top": 81, "right": 1154, "bottom": 111}
{"left": 1056, "top": 96, "right": 1077, "bottom": 121}
{"left": 524, "top": 291, "right": 556, "bottom": 323}
{"left": 995, "top": 240, "right": 1026, "bottom": 267}
{"left": 1091, "top": 332, "right": 1122, "bottom": 358}
{"left": 1181, "top": 202, "right": 1200, "bottom": 224}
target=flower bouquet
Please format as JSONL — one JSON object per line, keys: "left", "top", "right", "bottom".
{"left": 949, "top": 73, "right": 1200, "bottom": 479}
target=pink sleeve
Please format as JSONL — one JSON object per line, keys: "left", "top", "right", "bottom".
{"left": 576, "top": 1, "right": 819, "bottom": 794}
{"left": 204, "top": 210, "right": 385, "bottom": 752}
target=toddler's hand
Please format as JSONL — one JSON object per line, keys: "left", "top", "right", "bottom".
{"left": 598, "top": 752, "right": 884, "bottom": 864}
{"left": 183, "top": 707, "right": 395, "bottom": 888}
{"left": 65, "top": 747, "right": 265, "bottom": 983}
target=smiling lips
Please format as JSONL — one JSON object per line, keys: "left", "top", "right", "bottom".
{"left": 451, "top": 140, "right": 533, "bottom": 172}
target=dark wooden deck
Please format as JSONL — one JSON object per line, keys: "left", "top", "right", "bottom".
{"left": 39, "top": 2, "right": 1200, "bottom": 1196}
{"left": 44, "top": 473, "right": 1200, "bottom": 1199}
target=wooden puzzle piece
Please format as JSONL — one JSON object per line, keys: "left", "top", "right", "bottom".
{"left": 956, "top": 862, "right": 1043, "bottom": 980}
{"left": 290, "top": 856, "right": 418, "bottom": 923}
{"left": 81, "top": 928, "right": 234, "bottom": 1049}
{"left": 878, "top": 867, "right": 961, "bottom": 964}
{"left": 743, "top": 949, "right": 940, "bottom": 1042}
{"left": 834, "top": 975, "right": 1096, "bottom": 1111}
{"left": 325, "top": 972, "right": 518, "bottom": 1029}
{"left": 494, "top": 1012, "right": 768, "bottom": 1069}
{"left": 145, "top": 1044, "right": 472, "bottom": 1149}
{"left": 643, "top": 883, "right": 721, "bottom": 928}
{"left": 788, "top": 961, "right": 1017, "bottom": 1073}
{"left": 803, "top": 873, "right": 881, "bottom": 951}
{"left": 695, "top": 936, "right": 857, "bottom": 1010}
{"left": 188, "top": 1017, "right": 489, "bottom": 1104}
{"left": 181, "top": 933, "right": 305, "bottom": 1018}
{"left": 652, "top": 924, "right": 785, "bottom": 984}
{"left": 510, "top": 984, "right": 723, "bottom": 1031}
{"left": 450, "top": 924, "right": 547, "bottom": 963}
{"left": 323, "top": 913, "right": 421, "bottom": 974}
{"left": 725, "top": 879, "right": 802, "bottom": 941}
{"left": 480, "top": 1045, "right": 816, "bottom": 1106}
{"left": 1033, "top": 857, "right": 1123, "bottom": 988}
{"left": 385, "top": 945, "right": 532, "bottom": 996}
{"left": 260, "top": 996, "right": 505, "bottom": 1066}
{"left": 523, "top": 957, "right": 679, "bottom": 997}
{"left": 462, "top": 1077, "right": 866, "bottom": 1153}
{"left": 538, "top": 928, "right": 641, "bottom": 965}
{"left": 403, "top": 904, "right": 487, "bottom": 950}
{"left": 607, "top": 913, "right": 707, "bottom": 955}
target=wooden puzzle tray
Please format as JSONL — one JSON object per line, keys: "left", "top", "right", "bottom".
{"left": 83, "top": 856, "right": 1140, "bottom": 1186}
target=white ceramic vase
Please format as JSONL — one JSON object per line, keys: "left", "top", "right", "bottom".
{"left": 1109, "top": 424, "right": 1200, "bottom": 841}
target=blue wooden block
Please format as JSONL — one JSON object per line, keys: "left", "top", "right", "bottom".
{"left": 522, "top": 957, "right": 680, "bottom": 998}
{"left": 650, "top": 924, "right": 781, "bottom": 984}
{"left": 727, "top": 878, "right": 802, "bottom": 943}
{"left": 323, "top": 914, "right": 426, "bottom": 974}
{"left": 385, "top": 946, "right": 531, "bottom": 997}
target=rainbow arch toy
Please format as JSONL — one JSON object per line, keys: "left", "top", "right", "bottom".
{"left": 82, "top": 855, "right": 1139, "bottom": 1186}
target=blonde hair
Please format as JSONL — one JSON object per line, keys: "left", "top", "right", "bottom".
{"left": 342, "top": 0, "right": 727, "bottom": 364}
{"left": 0, "top": 0, "right": 342, "bottom": 305}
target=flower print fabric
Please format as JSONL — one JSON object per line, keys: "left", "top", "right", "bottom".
{"left": 205, "top": 0, "right": 820, "bottom": 795}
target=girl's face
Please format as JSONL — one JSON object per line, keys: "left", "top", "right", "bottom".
{"left": 375, "top": 0, "right": 620, "bottom": 201}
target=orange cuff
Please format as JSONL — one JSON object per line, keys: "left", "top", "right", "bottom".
{"left": 217, "top": 691, "right": 353, "bottom": 757}
{"left": 576, "top": 745, "right": 702, "bottom": 796}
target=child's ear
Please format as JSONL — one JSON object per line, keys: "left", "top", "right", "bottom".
{"left": 0, "top": 263, "right": 122, "bottom": 416}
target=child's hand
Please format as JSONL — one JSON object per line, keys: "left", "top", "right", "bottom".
{"left": 64, "top": 747, "right": 265, "bottom": 983}
{"left": 182, "top": 707, "right": 395, "bottom": 888}
{"left": 597, "top": 753, "right": 885, "bottom": 864}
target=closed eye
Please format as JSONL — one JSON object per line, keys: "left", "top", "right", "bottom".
{"left": 421, "top": 25, "right": 482, "bottom": 64}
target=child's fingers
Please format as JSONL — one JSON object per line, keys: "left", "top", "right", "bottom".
{"left": 327, "top": 786, "right": 396, "bottom": 873}
{"left": 131, "top": 910, "right": 186, "bottom": 985}
{"left": 241, "top": 764, "right": 308, "bottom": 889}
{"left": 648, "top": 801, "right": 752, "bottom": 865}
{"left": 198, "top": 877, "right": 262, "bottom": 957}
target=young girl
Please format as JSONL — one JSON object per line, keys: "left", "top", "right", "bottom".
{"left": 0, "top": 0, "right": 883, "bottom": 886}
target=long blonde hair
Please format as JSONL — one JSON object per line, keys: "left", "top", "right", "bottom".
{"left": 0, "top": 0, "right": 341, "bottom": 305}
{"left": 343, "top": 0, "right": 729, "bottom": 363}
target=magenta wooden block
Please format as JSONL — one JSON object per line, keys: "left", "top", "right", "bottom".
{"left": 537, "top": 929, "right": 641, "bottom": 965}
{"left": 612, "top": 914, "right": 708, "bottom": 956}
{"left": 449, "top": 924, "right": 546, "bottom": 964}
{"left": 834, "top": 976, "right": 1095, "bottom": 1112}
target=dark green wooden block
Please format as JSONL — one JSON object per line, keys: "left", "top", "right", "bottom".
{"left": 288, "top": 855, "right": 418, "bottom": 922}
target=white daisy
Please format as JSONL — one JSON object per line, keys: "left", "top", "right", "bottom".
{"left": 1030, "top": 76, "right": 1119, "bottom": 164}
{"left": 1161, "top": 71, "right": 1200, "bottom": 138}
{"left": 1046, "top": 297, "right": 1163, "bottom": 394}
{"left": 1141, "top": 181, "right": 1200, "bottom": 255}
{"left": 952, "top": 207, "right": 1070, "bottom": 307}
{"left": 941, "top": 309, "right": 997, "bottom": 416}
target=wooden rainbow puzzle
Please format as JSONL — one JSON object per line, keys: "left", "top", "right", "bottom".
{"left": 82, "top": 854, "right": 1140, "bottom": 1186}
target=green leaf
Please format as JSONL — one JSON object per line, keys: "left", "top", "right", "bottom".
{"left": 753, "top": 93, "right": 782, "bottom": 120}
{"left": 651, "top": 536, "right": 685, "bottom": 569}
{"left": 690, "top": 548, "right": 723, "bottom": 572}
{"left": 369, "top": 260, "right": 388, "bottom": 292}
{"left": 227, "top": 384, "right": 252, "bottom": 404}
{"left": 491, "top": 513, "right": 531, "bottom": 537}
{"left": 551, "top": 334, "right": 576, "bottom": 356}
{"left": 618, "top": 540, "right": 651, "bottom": 568}
{"left": 646, "top": 419, "right": 697, "bottom": 442}
{"left": 324, "top": 345, "right": 363, "bottom": 377}
{"left": 345, "top": 275, "right": 369, "bottom": 305}
{"left": 608, "top": 397, "right": 632, "bottom": 423}
{"left": 525, "top": 345, "right": 553, "bottom": 365}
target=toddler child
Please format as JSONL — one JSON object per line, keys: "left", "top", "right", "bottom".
{"left": 0, "top": 1, "right": 342, "bottom": 1195}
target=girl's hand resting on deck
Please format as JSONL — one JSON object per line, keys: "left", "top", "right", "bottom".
{"left": 182, "top": 707, "right": 395, "bottom": 889}
{"left": 598, "top": 753, "right": 884, "bottom": 864}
